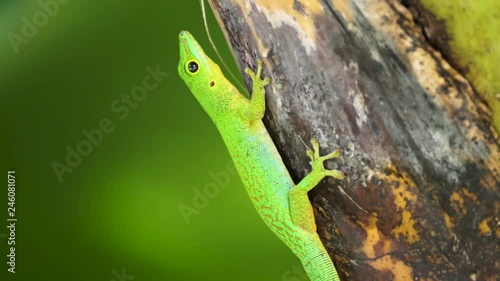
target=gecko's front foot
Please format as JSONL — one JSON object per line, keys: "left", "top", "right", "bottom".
{"left": 306, "top": 138, "right": 344, "bottom": 180}
{"left": 245, "top": 59, "right": 270, "bottom": 89}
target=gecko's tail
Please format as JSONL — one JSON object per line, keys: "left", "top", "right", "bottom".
{"left": 303, "top": 251, "right": 341, "bottom": 281}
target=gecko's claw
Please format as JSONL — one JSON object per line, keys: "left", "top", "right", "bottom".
{"left": 308, "top": 138, "right": 344, "bottom": 180}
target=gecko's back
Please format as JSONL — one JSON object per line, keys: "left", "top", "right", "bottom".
{"left": 217, "top": 113, "right": 328, "bottom": 263}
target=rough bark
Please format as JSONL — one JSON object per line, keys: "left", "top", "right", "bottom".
{"left": 208, "top": 0, "right": 500, "bottom": 280}
{"left": 401, "top": 0, "right": 500, "bottom": 132}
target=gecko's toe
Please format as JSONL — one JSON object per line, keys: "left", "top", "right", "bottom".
{"left": 322, "top": 149, "right": 341, "bottom": 160}
{"left": 244, "top": 67, "right": 255, "bottom": 77}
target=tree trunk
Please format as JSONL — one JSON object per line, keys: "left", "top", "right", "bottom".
{"left": 208, "top": 0, "right": 500, "bottom": 280}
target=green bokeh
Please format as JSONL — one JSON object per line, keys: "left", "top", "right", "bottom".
{"left": 0, "top": 1, "right": 301, "bottom": 280}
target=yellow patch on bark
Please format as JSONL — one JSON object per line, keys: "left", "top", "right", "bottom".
{"left": 239, "top": 0, "right": 324, "bottom": 55}
{"left": 356, "top": 216, "right": 393, "bottom": 258}
{"left": 450, "top": 191, "right": 466, "bottom": 215}
{"left": 384, "top": 165, "right": 421, "bottom": 244}
{"left": 367, "top": 255, "right": 413, "bottom": 281}
{"left": 450, "top": 188, "right": 480, "bottom": 216}
{"left": 461, "top": 189, "right": 479, "bottom": 203}
{"left": 443, "top": 212, "right": 455, "bottom": 230}
{"left": 330, "top": 0, "right": 354, "bottom": 22}
{"left": 478, "top": 217, "right": 492, "bottom": 236}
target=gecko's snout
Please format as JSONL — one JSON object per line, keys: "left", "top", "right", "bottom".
{"left": 178, "top": 30, "right": 189, "bottom": 49}
{"left": 178, "top": 31, "right": 206, "bottom": 65}
{"left": 178, "top": 30, "right": 193, "bottom": 43}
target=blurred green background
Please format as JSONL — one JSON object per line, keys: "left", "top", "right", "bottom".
{"left": 0, "top": 1, "right": 303, "bottom": 280}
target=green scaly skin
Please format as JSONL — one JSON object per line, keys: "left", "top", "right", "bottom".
{"left": 178, "top": 31, "right": 343, "bottom": 281}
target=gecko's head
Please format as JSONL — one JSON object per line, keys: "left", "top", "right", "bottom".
{"left": 178, "top": 31, "right": 225, "bottom": 112}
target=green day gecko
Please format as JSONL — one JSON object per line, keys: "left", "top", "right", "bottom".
{"left": 178, "top": 31, "right": 343, "bottom": 281}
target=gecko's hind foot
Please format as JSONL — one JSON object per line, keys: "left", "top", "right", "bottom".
{"left": 306, "top": 138, "right": 344, "bottom": 180}
{"left": 245, "top": 59, "right": 270, "bottom": 88}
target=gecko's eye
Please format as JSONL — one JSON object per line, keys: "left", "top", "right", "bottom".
{"left": 187, "top": 61, "right": 199, "bottom": 73}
